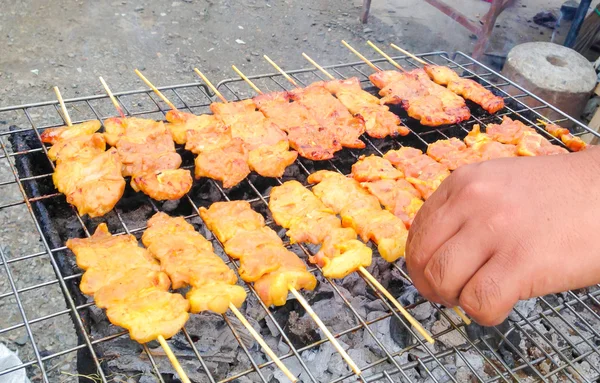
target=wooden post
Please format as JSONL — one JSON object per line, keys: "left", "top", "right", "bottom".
{"left": 361, "top": 0, "right": 372, "bottom": 24}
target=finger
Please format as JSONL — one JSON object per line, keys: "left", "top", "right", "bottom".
{"left": 406, "top": 182, "right": 464, "bottom": 291}
{"left": 421, "top": 223, "right": 495, "bottom": 307}
{"left": 458, "top": 250, "right": 522, "bottom": 326}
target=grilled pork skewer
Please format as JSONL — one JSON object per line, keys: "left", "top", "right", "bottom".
{"left": 389, "top": 44, "right": 505, "bottom": 114}
{"left": 302, "top": 52, "right": 410, "bottom": 138}
{"left": 199, "top": 200, "right": 317, "bottom": 306}
{"left": 199, "top": 199, "right": 366, "bottom": 373}
{"left": 99, "top": 77, "right": 192, "bottom": 200}
{"left": 41, "top": 88, "right": 126, "bottom": 218}
{"left": 194, "top": 69, "right": 298, "bottom": 178}
{"left": 263, "top": 55, "right": 367, "bottom": 149}
{"left": 141, "top": 212, "right": 298, "bottom": 382}
{"left": 133, "top": 70, "right": 252, "bottom": 189}
{"left": 485, "top": 117, "right": 568, "bottom": 156}
{"left": 268, "top": 180, "right": 436, "bottom": 344}
{"left": 269, "top": 181, "right": 372, "bottom": 279}
{"left": 538, "top": 120, "right": 587, "bottom": 152}
{"left": 306, "top": 170, "right": 408, "bottom": 263}
{"left": 342, "top": 40, "right": 470, "bottom": 127}
{"left": 232, "top": 65, "right": 343, "bottom": 160}
{"left": 66, "top": 224, "right": 192, "bottom": 382}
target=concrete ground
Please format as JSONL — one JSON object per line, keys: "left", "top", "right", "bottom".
{"left": 0, "top": 0, "right": 587, "bottom": 381}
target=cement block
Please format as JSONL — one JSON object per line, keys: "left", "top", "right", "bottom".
{"left": 501, "top": 42, "right": 596, "bottom": 125}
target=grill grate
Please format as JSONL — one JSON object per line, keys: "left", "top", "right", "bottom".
{"left": 0, "top": 52, "right": 599, "bottom": 383}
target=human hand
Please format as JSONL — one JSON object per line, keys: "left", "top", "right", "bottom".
{"left": 406, "top": 147, "right": 600, "bottom": 326}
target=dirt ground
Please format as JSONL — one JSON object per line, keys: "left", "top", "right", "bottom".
{"left": 0, "top": 0, "right": 585, "bottom": 107}
{"left": 0, "top": 0, "right": 591, "bottom": 381}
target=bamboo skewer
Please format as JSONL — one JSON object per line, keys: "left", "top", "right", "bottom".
{"left": 228, "top": 304, "right": 298, "bottom": 383}
{"left": 156, "top": 335, "right": 192, "bottom": 383}
{"left": 99, "top": 77, "right": 126, "bottom": 118}
{"left": 53, "top": 86, "right": 73, "bottom": 127}
{"left": 303, "top": 48, "right": 472, "bottom": 328}
{"left": 389, "top": 44, "right": 428, "bottom": 65}
{"left": 134, "top": 69, "right": 179, "bottom": 111}
{"left": 101, "top": 75, "right": 297, "bottom": 383}
{"left": 193, "top": 68, "right": 228, "bottom": 103}
{"left": 366, "top": 41, "right": 406, "bottom": 71}
{"left": 263, "top": 55, "right": 300, "bottom": 87}
{"left": 341, "top": 40, "right": 380, "bottom": 72}
{"left": 232, "top": 65, "right": 264, "bottom": 94}
{"left": 301, "top": 53, "right": 335, "bottom": 80}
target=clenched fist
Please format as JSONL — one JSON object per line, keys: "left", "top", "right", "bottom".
{"left": 406, "top": 147, "right": 600, "bottom": 326}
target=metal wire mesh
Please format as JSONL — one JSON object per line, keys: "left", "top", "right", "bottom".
{"left": 0, "top": 52, "right": 599, "bottom": 383}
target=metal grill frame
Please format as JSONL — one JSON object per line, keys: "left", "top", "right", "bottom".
{"left": 0, "top": 51, "right": 599, "bottom": 383}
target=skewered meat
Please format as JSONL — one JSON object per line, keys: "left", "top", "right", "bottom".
{"left": 194, "top": 137, "right": 251, "bottom": 188}
{"left": 132, "top": 169, "right": 194, "bottom": 201}
{"left": 384, "top": 147, "right": 450, "bottom": 199}
{"left": 516, "top": 131, "right": 569, "bottom": 156}
{"left": 47, "top": 133, "right": 106, "bottom": 163}
{"left": 104, "top": 117, "right": 192, "bottom": 200}
{"left": 67, "top": 224, "right": 189, "bottom": 343}
{"left": 465, "top": 124, "right": 517, "bottom": 160}
{"left": 310, "top": 227, "right": 373, "bottom": 279}
{"left": 42, "top": 121, "right": 125, "bottom": 217}
{"left": 199, "top": 201, "right": 265, "bottom": 243}
{"left": 106, "top": 289, "right": 190, "bottom": 343}
{"left": 52, "top": 147, "right": 125, "bottom": 217}
{"left": 486, "top": 116, "right": 535, "bottom": 145}
{"left": 211, "top": 100, "right": 298, "bottom": 177}
{"left": 269, "top": 180, "right": 371, "bottom": 278}
{"left": 40, "top": 120, "right": 102, "bottom": 144}
{"left": 370, "top": 69, "right": 470, "bottom": 126}
{"left": 142, "top": 213, "right": 246, "bottom": 314}
{"left": 486, "top": 117, "right": 568, "bottom": 156}
{"left": 223, "top": 227, "right": 283, "bottom": 281}
{"left": 185, "top": 122, "right": 232, "bottom": 154}
{"left": 544, "top": 123, "right": 587, "bottom": 152}
{"left": 427, "top": 138, "right": 481, "bottom": 170}
{"left": 319, "top": 78, "right": 409, "bottom": 138}
{"left": 308, "top": 171, "right": 407, "bottom": 262}
{"left": 269, "top": 180, "right": 342, "bottom": 244}
{"left": 200, "top": 201, "right": 316, "bottom": 306}
{"left": 351, "top": 155, "right": 404, "bottom": 182}
{"left": 67, "top": 223, "right": 160, "bottom": 295}
{"left": 290, "top": 85, "right": 366, "bottom": 148}
{"left": 95, "top": 268, "right": 171, "bottom": 309}
{"left": 254, "top": 91, "right": 342, "bottom": 160}
{"left": 360, "top": 179, "right": 423, "bottom": 228}
{"left": 423, "top": 65, "right": 505, "bottom": 114}
{"left": 165, "top": 110, "right": 226, "bottom": 145}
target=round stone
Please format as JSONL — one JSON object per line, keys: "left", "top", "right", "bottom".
{"left": 501, "top": 42, "right": 596, "bottom": 124}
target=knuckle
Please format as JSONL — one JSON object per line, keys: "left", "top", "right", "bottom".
{"left": 459, "top": 179, "right": 490, "bottom": 200}
{"left": 424, "top": 252, "right": 450, "bottom": 295}
{"left": 459, "top": 278, "right": 502, "bottom": 325}
{"left": 406, "top": 249, "right": 429, "bottom": 272}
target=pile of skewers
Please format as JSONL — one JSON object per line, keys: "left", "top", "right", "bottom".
{"left": 41, "top": 41, "right": 592, "bottom": 382}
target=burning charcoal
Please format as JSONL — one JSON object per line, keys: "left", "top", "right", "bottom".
{"left": 287, "top": 311, "right": 321, "bottom": 349}
{"left": 364, "top": 312, "right": 404, "bottom": 357}
{"left": 389, "top": 312, "right": 412, "bottom": 349}
{"left": 301, "top": 343, "right": 334, "bottom": 382}
{"left": 160, "top": 199, "right": 180, "bottom": 212}
{"left": 397, "top": 285, "right": 421, "bottom": 307}
{"left": 340, "top": 271, "right": 368, "bottom": 298}
{"left": 465, "top": 318, "right": 521, "bottom": 352}
{"left": 508, "top": 298, "right": 538, "bottom": 321}
{"left": 138, "top": 374, "right": 160, "bottom": 383}
{"left": 431, "top": 319, "right": 467, "bottom": 348}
